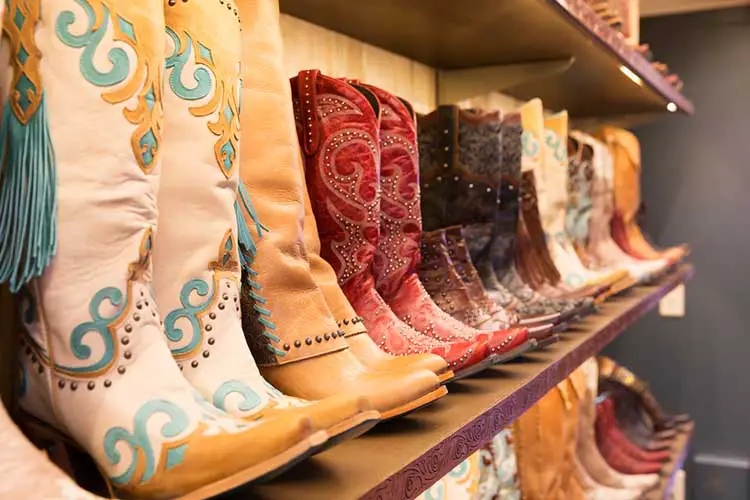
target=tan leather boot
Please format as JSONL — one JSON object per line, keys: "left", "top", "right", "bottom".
{"left": 514, "top": 379, "right": 582, "bottom": 500}
{"left": 235, "top": 0, "right": 445, "bottom": 420}
{"left": 595, "top": 127, "right": 688, "bottom": 264}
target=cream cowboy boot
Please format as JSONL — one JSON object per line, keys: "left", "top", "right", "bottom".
{"left": 154, "top": 0, "right": 378, "bottom": 446}
{"left": 6, "top": 1, "right": 324, "bottom": 498}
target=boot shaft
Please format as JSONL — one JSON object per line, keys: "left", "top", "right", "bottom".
{"left": 362, "top": 84, "right": 424, "bottom": 299}
{"left": 291, "top": 70, "right": 381, "bottom": 300}
{"left": 419, "top": 106, "right": 503, "bottom": 231}
{"left": 492, "top": 112, "right": 523, "bottom": 275}
{"left": 237, "top": 13, "right": 347, "bottom": 366}
{"left": 565, "top": 135, "right": 596, "bottom": 248}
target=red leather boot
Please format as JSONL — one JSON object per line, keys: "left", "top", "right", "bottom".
{"left": 291, "top": 70, "right": 492, "bottom": 379}
{"left": 596, "top": 400, "right": 670, "bottom": 463}
{"left": 362, "top": 83, "right": 535, "bottom": 362}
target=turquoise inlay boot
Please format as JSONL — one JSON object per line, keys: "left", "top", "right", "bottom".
{"left": 11, "top": 1, "right": 326, "bottom": 498}
{"left": 153, "top": 0, "right": 379, "bottom": 447}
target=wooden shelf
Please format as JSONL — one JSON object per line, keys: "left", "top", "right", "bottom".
{"left": 245, "top": 264, "right": 695, "bottom": 500}
{"left": 647, "top": 422, "right": 694, "bottom": 500}
{"left": 279, "top": 0, "right": 693, "bottom": 117}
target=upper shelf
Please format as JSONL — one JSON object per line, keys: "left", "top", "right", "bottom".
{"left": 279, "top": 0, "right": 694, "bottom": 118}
{"left": 245, "top": 264, "right": 694, "bottom": 500}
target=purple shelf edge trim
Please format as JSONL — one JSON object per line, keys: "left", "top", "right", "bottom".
{"left": 361, "top": 264, "right": 695, "bottom": 500}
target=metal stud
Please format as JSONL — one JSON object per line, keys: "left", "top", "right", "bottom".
{"left": 88, "top": 381, "right": 96, "bottom": 390}
{"left": 70, "top": 382, "right": 78, "bottom": 391}
{"left": 191, "top": 361, "right": 199, "bottom": 368}
{"left": 208, "top": 338, "right": 215, "bottom": 345}
{"left": 124, "top": 351, "right": 132, "bottom": 360}
{"left": 104, "top": 380, "right": 112, "bottom": 388}
{"left": 118, "top": 366, "right": 126, "bottom": 375}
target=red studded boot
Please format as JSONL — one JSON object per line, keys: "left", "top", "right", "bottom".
{"left": 291, "top": 70, "right": 491, "bottom": 379}
{"left": 362, "top": 83, "right": 535, "bottom": 362}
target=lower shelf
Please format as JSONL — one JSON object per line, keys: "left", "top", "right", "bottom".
{"left": 647, "top": 422, "right": 694, "bottom": 500}
{"left": 247, "top": 264, "right": 695, "bottom": 500}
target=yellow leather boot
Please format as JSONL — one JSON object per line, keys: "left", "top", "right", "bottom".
{"left": 514, "top": 377, "right": 584, "bottom": 500}
{"left": 235, "top": 0, "right": 446, "bottom": 420}
{"left": 595, "top": 127, "right": 688, "bottom": 264}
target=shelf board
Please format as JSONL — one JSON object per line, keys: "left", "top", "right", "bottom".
{"left": 647, "top": 422, "right": 694, "bottom": 500}
{"left": 279, "top": 0, "right": 694, "bottom": 117}
{"left": 246, "top": 264, "right": 695, "bottom": 500}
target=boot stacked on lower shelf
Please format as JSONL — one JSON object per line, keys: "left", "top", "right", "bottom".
{"left": 418, "top": 357, "right": 691, "bottom": 500}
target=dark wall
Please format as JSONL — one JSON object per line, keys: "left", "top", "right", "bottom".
{"left": 604, "top": 7, "right": 750, "bottom": 500}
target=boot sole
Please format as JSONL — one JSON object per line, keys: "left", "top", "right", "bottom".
{"left": 316, "top": 411, "right": 381, "bottom": 453}
{"left": 451, "top": 355, "right": 498, "bottom": 382}
{"left": 488, "top": 339, "right": 538, "bottom": 364}
{"left": 532, "top": 334, "right": 560, "bottom": 350}
{"left": 380, "top": 386, "right": 448, "bottom": 421}
{"left": 438, "top": 369, "right": 456, "bottom": 385}
{"left": 20, "top": 411, "right": 328, "bottom": 499}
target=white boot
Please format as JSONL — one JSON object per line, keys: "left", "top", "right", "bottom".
{"left": 9, "top": 1, "right": 321, "bottom": 497}
{"left": 154, "top": 0, "right": 377, "bottom": 440}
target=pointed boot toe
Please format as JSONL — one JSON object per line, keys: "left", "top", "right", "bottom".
{"left": 127, "top": 414, "right": 324, "bottom": 499}
{"left": 260, "top": 393, "right": 379, "bottom": 447}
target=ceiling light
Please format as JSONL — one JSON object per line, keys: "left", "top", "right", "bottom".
{"left": 619, "top": 65, "right": 642, "bottom": 86}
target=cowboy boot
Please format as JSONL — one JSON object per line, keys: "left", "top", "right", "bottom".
{"left": 537, "top": 107, "right": 628, "bottom": 292}
{"left": 153, "top": 0, "right": 379, "bottom": 446}
{"left": 595, "top": 127, "right": 688, "bottom": 264}
{"left": 300, "top": 169, "right": 453, "bottom": 383}
{"left": 598, "top": 357, "right": 691, "bottom": 432}
{"left": 566, "top": 135, "right": 638, "bottom": 300}
{"left": 596, "top": 400, "right": 671, "bottom": 463}
{"left": 574, "top": 132, "right": 670, "bottom": 282}
{"left": 418, "top": 106, "right": 568, "bottom": 322}
{"left": 519, "top": 102, "right": 610, "bottom": 298}
{"left": 493, "top": 112, "right": 596, "bottom": 316}
{"left": 234, "top": 2, "right": 445, "bottom": 421}
{"left": 291, "top": 71, "right": 495, "bottom": 380}
{"left": 363, "top": 84, "right": 533, "bottom": 362}
{"left": 420, "top": 230, "right": 498, "bottom": 330}
{"left": 422, "top": 229, "right": 559, "bottom": 346}
{"left": 442, "top": 225, "right": 562, "bottom": 335}
{"left": 576, "top": 360, "right": 660, "bottom": 492}
{"left": 1, "top": 402, "right": 105, "bottom": 499}
{"left": 477, "top": 428, "right": 522, "bottom": 500}
{"left": 517, "top": 170, "right": 600, "bottom": 315}
{"left": 514, "top": 377, "right": 584, "bottom": 500}
{"left": 8, "top": 2, "right": 325, "bottom": 497}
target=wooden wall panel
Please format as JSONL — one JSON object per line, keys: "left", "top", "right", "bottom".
{"left": 280, "top": 14, "right": 437, "bottom": 114}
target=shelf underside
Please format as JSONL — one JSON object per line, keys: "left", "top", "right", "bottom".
{"left": 245, "top": 264, "right": 695, "bottom": 500}
{"left": 279, "top": 0, "right": 693, "bottom": 117}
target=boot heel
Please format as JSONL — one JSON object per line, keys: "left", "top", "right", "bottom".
{"left": 19, "top": 412, "right": 116, "bottom": 499}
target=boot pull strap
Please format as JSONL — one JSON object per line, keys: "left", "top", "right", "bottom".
{"left": 297, "top": 69, "right": 321, "bottom": 156}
